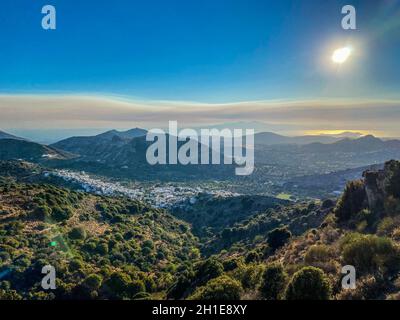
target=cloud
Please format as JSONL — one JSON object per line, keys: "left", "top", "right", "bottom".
{"left": 0, "top": 94, "right": 400, "bottom": 136}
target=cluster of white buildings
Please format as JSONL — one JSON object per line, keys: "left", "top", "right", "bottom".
{"left": 46, "top": 169, "right": 238, "bottom": 209}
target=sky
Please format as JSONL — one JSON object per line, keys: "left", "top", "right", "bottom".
{"left": 0, "top": 0, "right": 400, "bottom": 140}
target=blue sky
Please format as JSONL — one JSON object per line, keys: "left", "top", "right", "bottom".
{"left": 1, "top": 0, "right": 399, "bottom": 102}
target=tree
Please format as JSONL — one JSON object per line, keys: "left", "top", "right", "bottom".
{"left": 103, "top": 272, "right": 131, "bottom": 299}
{"left": 267, "top": 227, "right": 291, "bottom": 250}
{"left": 68, "top": 227, "right": 86, "bottom": 240}
{"left": 335, "top": 180, "right": 366, "bottom": 222}
{"left": 260, "top": 263, "right": 287, "bottom": 300}
{"left": 195, "top": 258, "right": 224, "bottom": 286}
{"left": 190, "top": 275, "right": 242, "bottom": 300}
{"left": 285, "top": 267, "right": 331, "bottom": 300}
{"left": 82, "top": 274, "right": 103, "bottom": 291}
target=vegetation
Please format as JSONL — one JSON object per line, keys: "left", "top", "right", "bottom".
{"left": 285, "top": 267, "right": 331, "bottom": 300}
{"left": 2, "top": 159, "right": 400, "bottom": 300}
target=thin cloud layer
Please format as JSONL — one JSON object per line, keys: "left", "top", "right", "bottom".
{"left": 0, "top": 94, "right": 399, "bottom": 136}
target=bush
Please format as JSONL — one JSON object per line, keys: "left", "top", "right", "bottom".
{"left": 195, "top": 258, "right": 224, "bottom": 286}
{"left": 285, "top": 266, "right": 331, "bottom": 300}
{"left": 32, "top": 205, "right": 52, "bottom": 220}
{"left": 267, "top": 227, "right": 291, "bottom": 250}
{"left": 103, "top": 272, "right": 131, "bottom": 298}
{"left": 52, "top": 206, "right": 73, "bottom": 222}
{"left": 260, "top": 263, "right": 287, "bottom": 300}
{"left": 68, "top": 227, "right": 87, "bottom": 240}
{"left": 336, "top": 274, "right": 387, "bottom": 300}
{"left": 96, "top": 243, "right": 109, "bottom": 255}
{"left": 341, "top": 233, "right": 400, "bottom": 275}
{"left": 245, "top": 250, "right": 260, "bottom": 264}
{"left": 335, "top": 180, "right": 366, "bottom": 222}
{"left": 128, "top": 280, "right": 146, "bottom": 296}
{"left": 190, "top": 275, "right": 242, "bottom": 300}
{"left": 304, "top": 245, "right": 332, "bottom": 264}
{"left": 82, "top": 274, "right": 103, "bottom": 291}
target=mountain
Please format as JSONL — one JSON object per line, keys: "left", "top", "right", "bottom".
{"left": 51, "top": 131, "right": 236, "bottom": 181}
{"left": 303, "top": 135, "right": 400, "bottom": 153}
{"left": 95, "top": 128, "right": 147, "bottom": 140}
{"left": 254, "top": 132, "right": 353, "bottom": 146}
{"left": 51, "top": 128, "right": 147, "bottom": 155}
{"left": 0, "top": 130, "right": 24, "bottom": 141}
{"left": 0, "top": 139, "right": 73, "bottom": 161}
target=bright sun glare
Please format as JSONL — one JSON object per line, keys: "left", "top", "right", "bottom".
{"left": 331, "top": 47, "right": 352, "bottom": 64}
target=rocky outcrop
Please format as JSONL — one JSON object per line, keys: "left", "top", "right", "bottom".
{"left": 363, "top": 160, "right": 400, "bottom": 214}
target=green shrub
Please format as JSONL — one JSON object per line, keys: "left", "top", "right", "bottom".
{"left": 52, "top": 206, "right": 73, "bottom": 222}
{"left": 68, "top": 227, "right": 87, "bottom": 240}
{"left": 96, "top": 242, "right": 109, "bottom": 255}
{"left": 195, "top": 258, "right": 224, "bottom": 286}
{"left": 341, "top": 233, "right": 400, "bottom": 275}
{"left": 304, "top": 245, "right": 332, "bottom": 264}
{"left": 32, "top": 205, "right": 52, "bottom": 220}
{"left": 245, "top": 250, "right": 260, "bottom": 264}
{"left": 81, "top": 274, "right": 103, "bottom": 291}
{"left": 285, "top": 266, "right": 331, "bottom": 300}
{"left": 190, "top": 275, "right": 242, "bottom": 300}
{"left": 128, "top": 280, "right": 146, "bottom": 296}
{"left": 335, "top": 180, "right": 366, "bottom": 222}
{"left": 260, "top": 263, "right": 287, "bottom": 300}
{"left": 267, "top": 227, "right": 291, "bottom": 250}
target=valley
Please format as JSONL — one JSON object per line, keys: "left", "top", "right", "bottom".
{"left": 1, "top": 128, "right": 400, "bottom": 300}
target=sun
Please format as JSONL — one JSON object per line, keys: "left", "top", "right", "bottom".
{"left": 331, "top": 47, "right": 352, "bottom": 64}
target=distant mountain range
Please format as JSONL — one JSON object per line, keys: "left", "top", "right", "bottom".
{"left": 301, "top": 135, "right": 400, "bottom": 153}
{"left": 1, "top": 128, "right": 400, "bottom": 186}
{"left": 254, "top": 131, "right": 362, "bottom": 145}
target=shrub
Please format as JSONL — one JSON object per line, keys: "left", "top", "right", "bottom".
{"left": 377, "top": 217, "right": 397, "bottom": 236}
{"left": 245, "top": 250, "right": 260, "bottom": 264}
{"left": 96, "top": 243, "right": 109, "bottom": 255}
{"left": 341, "top": 233, "right": 400, "bottom": 275}
{"left": 285, "top": 266, "right": 331, "bottom": 300}
{"left": 336, "top": 274, "right": 387, "bottom": 300}
{"left": 190, "top": 275, "right": 242, "bottom": 300}
{"left": 335, "top": 180, "right": 366, "bottom": 222}
{"left": 267, "top": 227, "right": 291, "bottom": 250}
{"left": 223, "top": 258, "right": 239, "bottom": 272}
{"left": 68, "top": 227, "right": 87, "bottom": 240}
{"left": 32, "top": 205, "right": 52, "bottom": 220}
{"left": 81, "top": 274, "right": 103, "bottom": 291}
{"left": 128, "top": 280, "right": 146, "bottom": 296}
{"left": 195, "top": 258, "right": 224, "bottom": 285}
{"left": 260, "top": 263, "right": 287, "bottom": 300}
{"left": 304, "top": 245, "right": 332, "bottom": 264}
{"left": 103, "top": 272, "right": 131, "bottom": 298}
{"left": 52, "top": 206, "right": 73, "bottom": 222}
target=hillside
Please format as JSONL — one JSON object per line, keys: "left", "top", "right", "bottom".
{"left": 0, "top": 139, "right": 74, "bottom": 162}
{"left": 0, "top": 165, "right": 198, "bottom": 300}
{"left": 51, "top": 128, "right": 147, "bottom": 156}
{"left": 1, "top": 160, "right": 400, "bottom": 300}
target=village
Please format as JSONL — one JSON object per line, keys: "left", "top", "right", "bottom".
{"left": 46, "top": 169, "right": 239, "bottom": 209}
